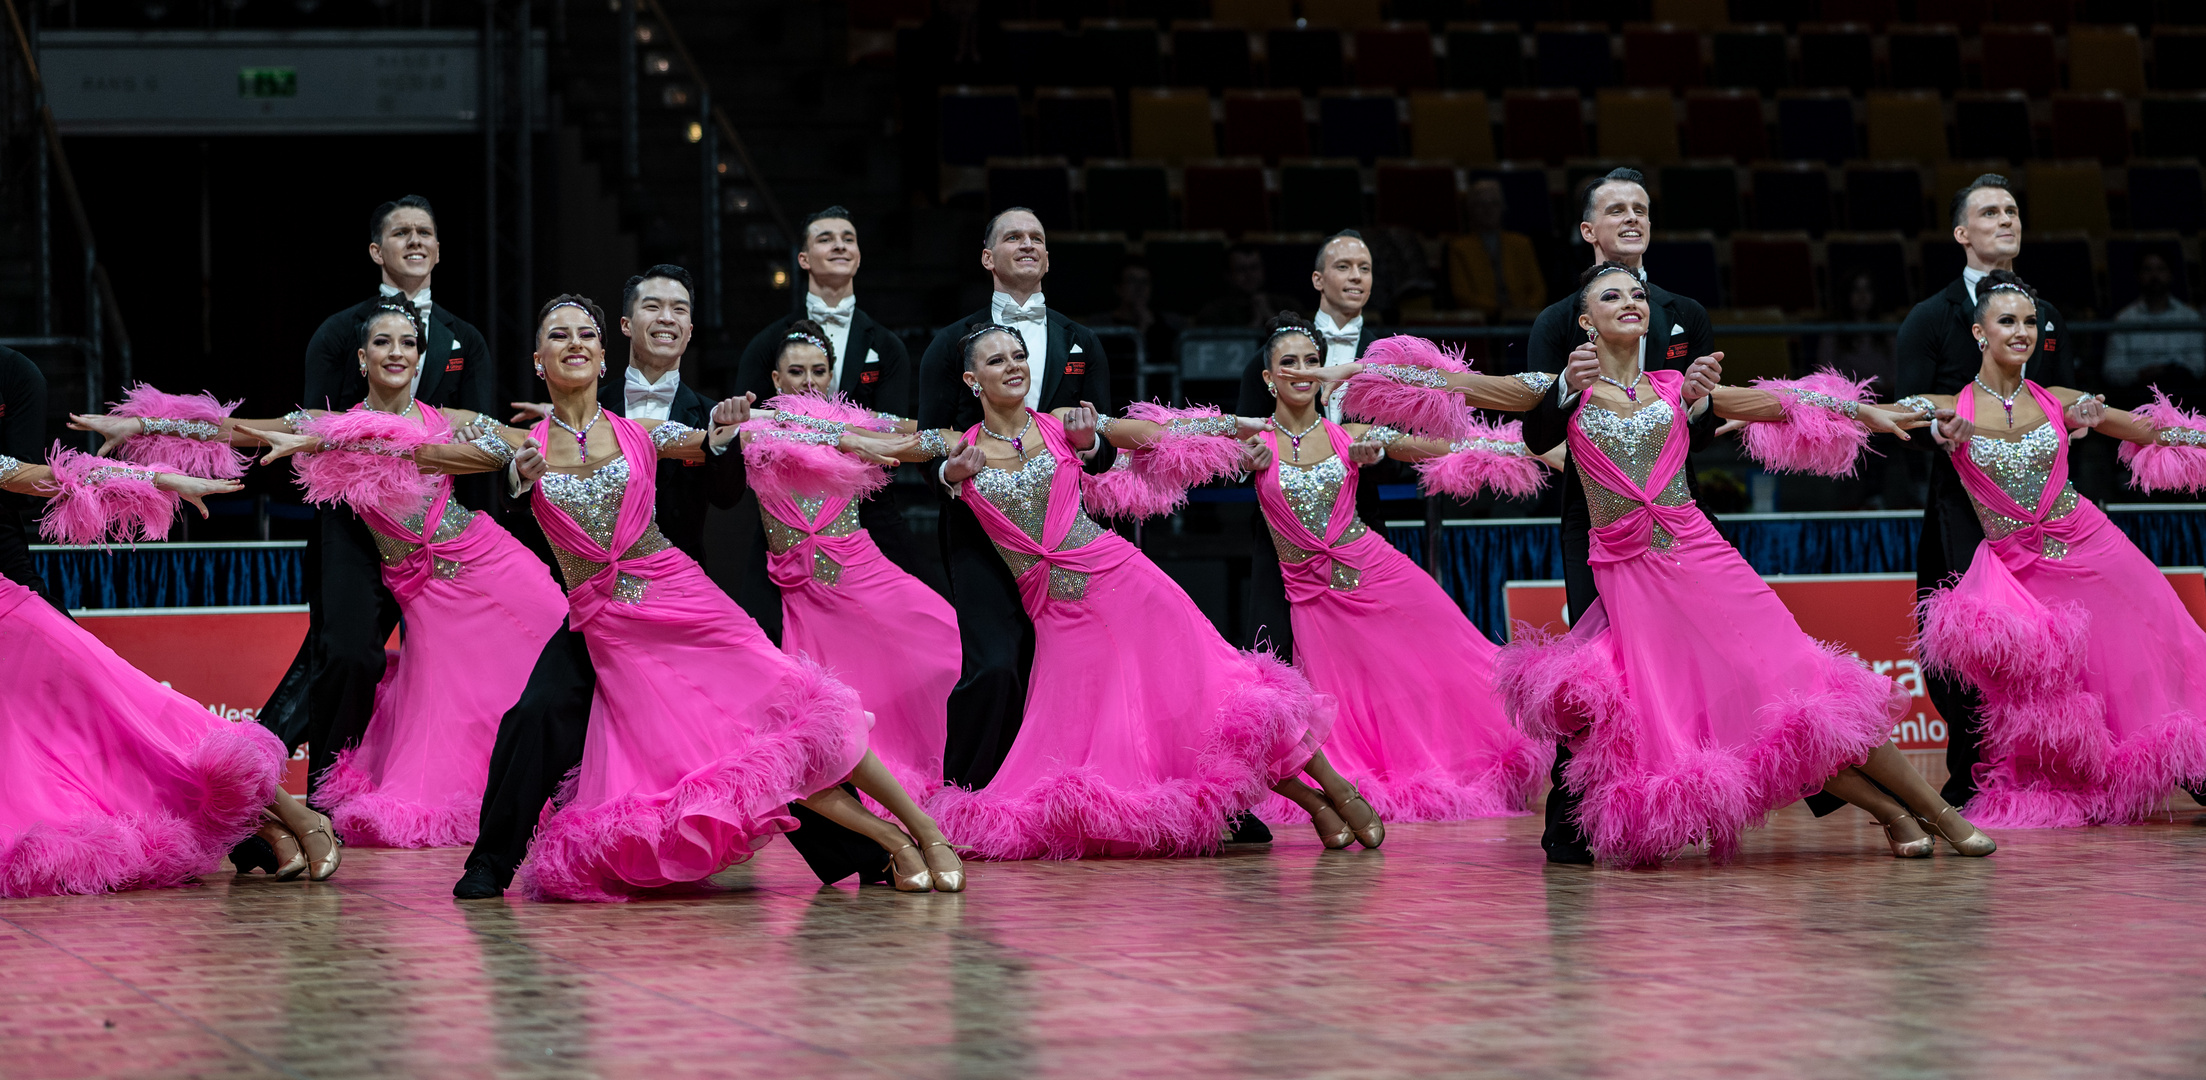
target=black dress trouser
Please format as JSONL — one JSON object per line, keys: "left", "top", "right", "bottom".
{"left": 938, "top": 499, "right": 1036, "bottom": 790}
{"left": 304, "top": 511, "right": 402, "bottom": 787}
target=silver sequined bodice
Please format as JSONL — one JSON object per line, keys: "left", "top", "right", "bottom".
{"left": 970, "top": 448, "right": 1106, "bottom": 601}
{"left": 367, "top": 488, "right": 478, "bottom": 581}
{"left": 1574, "top": 400, "right": 1694, "bottom": 551}
{"left": 761, "top": 496, "right": 863, "bottom": 585}
{"left": 1964, "top": 424, "right": 2081, "bottom": 560}
{"left": 1268, "top": 456, "right": 1368, "bottom": 591}
{"left": 537, "top": 455, "right": 673, "bottom": 598}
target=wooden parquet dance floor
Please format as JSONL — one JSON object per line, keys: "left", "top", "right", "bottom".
{"left": 4, "top": 803, "right": 2204, "bottom": 1080}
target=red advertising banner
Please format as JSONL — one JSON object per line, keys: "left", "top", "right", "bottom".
{"left": 74, "top": 606, "right": 314, "bottom": 794}
{"left": 1504, "top": 570, "right": 2206, "bottom": 752}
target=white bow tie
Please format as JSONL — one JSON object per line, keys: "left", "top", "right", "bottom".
{"left": 805, "top": 294, "right": 854, "bottom": 328}
{"left": 626, "top": 370, "right": 678, "bottom": 406}
{"left": 1321, "top": 328, "right": 1360, "bottom": 346}
{"left": 996, "top": 301, "right": 1047, "bottom": 325}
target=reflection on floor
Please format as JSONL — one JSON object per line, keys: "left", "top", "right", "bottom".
{"left": 4, "top": 801, "right": 2204, "bottom": 1079}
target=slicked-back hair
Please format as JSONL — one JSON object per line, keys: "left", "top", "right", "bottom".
{"left": 1313, "top": 229, "right": 1366, "bottom": 271}
{"left": 983, "top": 207, "right": 1042, "bottom": 249}
{"left": 368, "top": 194, "right": 436, "bottom": 244}
{"left": 621, "top": 264, "right": 695, "bottom": 317}
{"left": 1578, "top": 168, "right": 1647, "bottom": 224}
{"left": 803, "top": 206, "right": 855, "bottom": 237}
{"left": 1949, "top": 173, "right": 2015, "bottom": 230}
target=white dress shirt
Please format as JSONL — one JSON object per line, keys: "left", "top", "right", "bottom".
{"left": 806, "top": 292, "right": 857, "bottom": 391}
{"left": 378, "top": 283, "right": 432, "bottom": 399}
{"left": 992, "top": 291, "right": 1049, "bottom": 412}
{"left": 1315, "top": 309, "right": 1363, "bottom": 422}
{"left": 1963, "top": 265, "right": 1989, "bottom": 304}
{"left": 624, "top": 365, "right": 682, "bottom": 422}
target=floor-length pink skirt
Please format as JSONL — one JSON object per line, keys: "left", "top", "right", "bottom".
{"left": 518, "top": 558, "right": 872, "bottom": 902}
{"left": 778, "top": 530, "right": 957, "bottom": 801}
{"left": 1498, "top": 527, "right": 1904, "bottom": 866}
{"left": 0, "top": 579, "right": 285, "bottom": 897}
{"left": 1927, "top": 519, "right": 2206, "bottom": 827}
{"left": 316, "top": 516, "right": 568, "bottom": 847}
{"left": 927, "top": 538, "right": 1336, "bottom": 860}
{"left": 1254, "top": 535, "right": 1548, "bottom": 824}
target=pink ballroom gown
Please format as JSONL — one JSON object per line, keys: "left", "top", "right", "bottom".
{"left": 756, "top": 483, "right": 958, "bottom": 800}
{"left": 1495, "top": 370, "right": 1905, "bottom": 866}
{"left": 925, "top": 412, "right": 1336, "bottom": 860}
{"left": 0, "top": 575, "right": 286, "bottom": 897}
{"left": 1917, "top": 381, "right": 2206, "bottom": 826}
{"left": 515, "top": 415, "right": 872, "bottom": 901}
{"left": 313, "top": 405, "right": 569, "bottom": 847}
{"left": 1248, "top": 423, "right": 1548, "bottom": 823}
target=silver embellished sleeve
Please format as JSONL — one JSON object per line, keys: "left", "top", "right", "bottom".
{"left": 1511, "top": 371, "right": 1559, "bottom": 395}
{"left": 1894, "top": 395, "right": 1937, "bottom": 417}
{"left": 1449, "top": 435, "right": 1530, "bottom": 457}
{"left": 1790, "top": 388, "right": 1861, "bottom": 419}
{"left": 0, "top": 454, "right": 21, "bottom": 483}
{"left": 139, "top": 416, "right": 223, "bottom": 440}
{"left": 2158, "top": 426, "right": 2206, "bottom": 447}
{"left": 1379, "top": 365, "right": 1450, "bottom": 389}
{"left": 1164, "top": 415, "right": 1238, "bottom": 436}
{"left": 648, "top": 422, "right": 697, "bottom": 449}
{"left": 759, "top": 427, "right": 841, "bottom": 447}
{"left": 916, "top": 429, "right": 950, "bottom": 459}
{"left": 1094, "top": 415, "right": 1116, "bottom": 437}
{"left": 282, "top": 408, "right": 313, "bottom": 434}
{"left": 779, "top": 413, "right": 848, "bottom": 435}
{"left": 1362, "top": 425, "right": 1407, "bottom": 447}
{"left": 873, "top": 411, "right": 908, "bottom": 425}
{"left": 470, "top": 427, "right": 518, "bottom": 465}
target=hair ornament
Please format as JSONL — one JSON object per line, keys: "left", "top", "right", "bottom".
{"left": 547, "top": 300, "right": 602, "bottom": 333}
{"left": 785, "top": 330, "right": 832, "bottom": 353}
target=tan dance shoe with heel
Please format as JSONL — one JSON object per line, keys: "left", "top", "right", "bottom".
{"left": 1878, "top": 815, "right": 1934, "bottom": 858}
{"left": 922, "top": 841, "right": 965, "bottom": 893}
{"left": 887, "top": 842, "right": 934, "bottom": 892}
{"left": 1336, "top": 791, "right": 1385, "bottom": 849}
{"left": 1919, "top": 806, "right": 1996, "bottom": 857}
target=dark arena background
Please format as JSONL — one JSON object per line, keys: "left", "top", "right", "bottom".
{"left": 4, "top": 2, "right": 2206, "bottom": 1078}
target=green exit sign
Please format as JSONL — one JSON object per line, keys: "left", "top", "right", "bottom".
{"left": 237, "top": 67, "right": 297, "bottom": 98}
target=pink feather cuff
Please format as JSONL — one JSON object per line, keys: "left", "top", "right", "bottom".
{"left": 1415, "top": 417, "right": 1547, "bottom": 500}
{"left": 1081, "top": 456, "right": 1189, "bottom": 520}
{"left": 741, "top": 423, "right": 891, "bottom": 504}
{"left": 109, "top": 383, "right": 250, "bottom": 479}
{"left": 1738, "top": 369, "right": 1876, "bottom": 478}
{"left": 1337, "top": 335, "right": 1473, "bottom": 440}
{"left": 291, "top": 409, "right": 441, "bottom": 518}
{"left": 39, "top": 444, "right": 179, "bottom": 546}
{"left": 2121, "top": 387, "right": 2206, "bottom": 494}
{"left": 1078, "top": 403, "right": 1250, "bottom": 521}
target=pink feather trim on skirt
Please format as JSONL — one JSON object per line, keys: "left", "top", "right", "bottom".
{"left": 39, "top": 445, "right": 180, "bottom": 546}
{"left": 292, "top": 409, "right": 441, "bottom": 519}
{"left": 2121, "top": 387, "right": 2206, "bottom": 494}
{"left": 110, "top": 383, "right": 250, "bottom": 479}
{"left": 1738, "top": 369, "right": 1874, "bottom": 478}
{"left": 741, "top": 425, "right": 891, "bottom": 504}
{"left": 1416, "top": 417, "right": 1548, "bottom": 499}
{"left": 316, "top": 751, "right": 481, "bottom": 849}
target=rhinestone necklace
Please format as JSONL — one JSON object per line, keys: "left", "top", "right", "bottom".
{"left": 549, "top": 403, "right": 602, "bottom": 456}
{"left": 1274, "top": 415, "right": 1324, "bottom": 462}
{"left": 1973, "top": 375, "right": 2025, "bottom": 427}
{"left": 980, "top": 412, "right": 1036, "bottom": 456}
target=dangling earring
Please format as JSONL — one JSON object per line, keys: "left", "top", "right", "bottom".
{"left": 533, "top": 365, "right": 545, "bottom": 379}
{"left": 1976, "top": 339, "right": 1986, "bottom": 350}
{"left": 598, "top": 363, "right": 607, "bottom": 378}
{"left": 969, "top": 383, "right": 981, "bottom": 398}
{"left": 1586, "top": 327, "right": 1597, "bottom": 344}
{"left": 359, "top": 364, "right": 369, "bottom": 375}
{"left": 1265, "top": 381, "right": 1277, "bottom": 397}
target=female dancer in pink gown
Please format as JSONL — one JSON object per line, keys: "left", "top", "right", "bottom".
{"left": 744, "top": 321, "right": 959, "bottom": 800}
{"left": 1323, "top": 263, "right": 1996, "bottom": 865}
{"left": 255, "top": 294, "right": 964, "bottom": 899}
{"left": 875, "top": 324, "right": 1375, "bottom": 859}
{"left": 1243, "top": 315, "right": 1550, "bottom": 823}
{"left": 0, "top": 452, "right": 340, "bottom": 895}
{"left": 1904, "top": 271, "right": 2206, "bottom": 826}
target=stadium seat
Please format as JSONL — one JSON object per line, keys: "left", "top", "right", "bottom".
{"left": 1075, "top": 20, "right": 1164, "bottom": 89}
{"left": 1921, "top": 229, "right": 1967, "bottom": 290}
{"left": 1503, "top": 89, "right": 1586, "bottom": 164}
{"left": 1171, "top": 25, "right": 1255, "bottom": 93}
{"left": 1934, "top": 160, "right": 2012, "bottom": 214}
{"left": 2025, "top": 161, "right": 2112, "bottom": 234}
{"left": 1468, "top": 166, "right": 1554, "bottom": 236}
{"left": 1729, "top": 232, "right": 1820, "bottom": 311}
{"left": 1533, "top": 22, "right": 1614, "bottom": 93}
{"left": 1353, "top": 24, "right": 1438, "bottom": 90}
{"left": 1658, "top": 163, "right": 1741, "bottom": 234}
{"left": 2069, "top": 24, "right": 2146, "bottom": 97}
{"left": 999, "top": 21, "right": 1073, "bottom": 91}
{"left": 1622, "top": 22, "right": 1703, "bottom": 92}
{"left": 1252, "top": 233, "right": 1327, "bottom": 306}
{"left": 1823, "top": 232, "right": 1910, "bottom": 320}
{"left": 1222, "top": 89, "right": 1310, "bottom": 160}
{"left": 1980, "top": 23, "right": 2058, "bottom": 98}
{"left": 1182, "top": 159, "right": 1271, "bottom": 234}
{"left": 1650, "top": 0, "right": 1728, "bottom": 30}
{"left": 1645, "top": 231, "right": 1722, "bottom": 307}
{"left": 1596, "top": 89, "right": 1681, "bottom": 165}
{"left": 1990, "top": 0, "right": 2070, "bottom": 27}
{"left": 2155, "top": 28, "right": 2206, "bottom": 92}
{"left": 1144, "top": 231, "right": 1232, "bottom": 316}
{"left": 1443, "top": 22, "right": 1525, "bottom": 95}
{"left": 1799, "top": 24, "right": 1874, "bottom": 95}
{"left": 1129, "top": 89, "right": 1217, "bottom": 163}
{"left": 1036, "top": 88, "right": 1123, "bottom": 164}
{"left": 1266, "top": 28, "right": 1347, "bottom": 95}
{"left": 1865, "top": 91, "right": 1948, "bottom": 163}
{"left": 939, "top": 87, "right": 1023, "bottom": 168}
{"left": 2107, "top": 233, "right": 2192, "bottom": 310}
{"left": 1914, "top": 0, "right": 1990, "bottom": 34}
{"left": 1711, "top": 24, "right": 1788, "bottom": 95}
{"left": 2141, "top": 93, "right": 2206, "bottom": 158}
{"left": 1887, "top": 24, "right": 1963, "bottom": 95}
{"left": 1751, "top": 163, "right": 1835, "bottom": 235}
{"left": 1043, "top": 232, "right": 1131, "bottom": 315}
{"left": 2012, "top": 232, "right": 2098, "bottom": 315}
{"left": 1409, "top": 91, "right": 1495, "bottom": 167}
{"left": 1375, "top": 160, "right": 1462, "bottom": 233}
{"left": 1083, "top": 161, "right": 1172, "bottom": 234}
{"left": 987, "top": 158, "right": 1075, "bottom": 230}
{"left": 1684, "top": 88, "right": 1767, "bottom": 160}
{"left": 1210, "top": 0, "right": 1294, "bottom": 30}
{"left": 1952, "top": 92, "right": 2031, "bottom": 162}
{"left": 1818, "top": 0, "right": 1898, "bottom": 27}
{"left": 1844, "top": 164, "right": 1927, "bottom": 232}
{"left": 2051, "top": 92, "right": 2131, "bottom": 166}
{"left": 1303, "top": 0, "right": 1383, "bottom": 29}
{"left": 1279, "top": 159, "right": 1365, "bottom": 233}
{"left": 2127, "top": 162, "right": 2206, "bottom": 234}
{"left": 1776, "top": 91, "right": 1857, "bottom": 164}
{"left": 1319, "top": 91, "right": 1403, "bottom": 161}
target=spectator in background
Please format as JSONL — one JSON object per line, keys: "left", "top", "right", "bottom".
{"left": 1446, "top": 179, "right": 1545, "bottom": 322}
{"left": 1086, "top": 258, "right": 1182, "bottom": 365}
{"left": 2102, "top": 252, "right": 2205, "bottom": 404}
{"left": 1196, "top": 244, "right": 1297, "bottom": 328}
{"left": 1817, "top": 271, "right": 1898, "bottom": 393}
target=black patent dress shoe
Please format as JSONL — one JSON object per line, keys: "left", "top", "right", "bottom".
{"left": 1225, "top": 812, "right": 1273, "bottom": 844}
{"left": 453, "top": 864, "right": 505, "bottom": 900}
